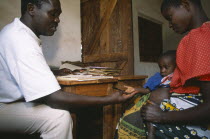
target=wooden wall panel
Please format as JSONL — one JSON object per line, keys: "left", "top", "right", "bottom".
{"left": 81, "top": 0, "right": 133, "bottom": 75}
{"left": 81, "top": 0, "right": 100, "bottom": 55}
{"left": 100, "top": 0, "right": 110, "bottom": 54}
{"left": 119, "top": 0, "right": 134, "bottom": 75}
{"left": 109, "top": 2, "right": 121, "bottom": 53}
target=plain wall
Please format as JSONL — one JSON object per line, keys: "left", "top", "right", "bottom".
{"left": 0, "top": 0, "right": 81, "bottom": 67}
{"left": 133, "top": 0, "right": 210, "bottom": 78}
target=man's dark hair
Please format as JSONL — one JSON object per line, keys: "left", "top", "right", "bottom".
{"left": 21, "top": 0, "right": 50, "bottom": 15}
{"left": 159, "top": 50, "right": 177, "bottom": 64}
{"left": 161, "top": 0, "right": 202, "bottom": 12}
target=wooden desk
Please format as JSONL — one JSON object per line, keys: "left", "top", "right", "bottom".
{"left": 58, "top": 75, "right": 147, "bottom": 139}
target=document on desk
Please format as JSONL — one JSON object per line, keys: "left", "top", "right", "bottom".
{"left": 57, "top": 75, "right": 113, "bottom": 81}
{"left": 59, "top": 63, "right": 83, "bottom": 71}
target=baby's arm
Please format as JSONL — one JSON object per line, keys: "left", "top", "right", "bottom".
{"left": 124, "top": 85, "right": 150, "bottom": 94}
{"left": 146, "top": 122, "right": 156, "bottom": 139}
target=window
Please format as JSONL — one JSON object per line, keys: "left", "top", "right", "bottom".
{"left": 138, "top": 16, "right": 163, "bottom": 62}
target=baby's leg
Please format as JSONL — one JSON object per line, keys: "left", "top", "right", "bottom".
{"left": 146, "top": 88, "right": 170, "bottom": 139}
{"left": 149, "top": 87, "right": 170, "bottom": 105}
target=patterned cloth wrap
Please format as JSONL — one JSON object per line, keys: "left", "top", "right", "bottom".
{"left": 155, "top": 93, "right": 210, "bottom": 139}
{"left": 115, "top": 93, "right": 150, "bottom": 139}
{"left": 115, "top": 74, "right": 173, "bottom": 139}
{"left": 160, "top": 73, "right": 173, "bottom": 88}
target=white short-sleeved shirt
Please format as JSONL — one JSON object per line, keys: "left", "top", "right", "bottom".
{"left": 0, "top": 18, "right": 61, "bottom": 102}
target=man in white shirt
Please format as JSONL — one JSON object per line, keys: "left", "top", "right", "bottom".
{"left": 0, "top": 0, "right": 136, "bottom": 138}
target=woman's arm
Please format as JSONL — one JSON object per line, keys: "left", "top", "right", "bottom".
{"left": 141, "top": 81, "right": 210, "bottom": 124}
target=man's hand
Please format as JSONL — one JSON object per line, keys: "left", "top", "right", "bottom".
{"left": 124, "top": 85, "right": 136, "bottom": 93}
{"left": 58, "top": 68, "right": 72, "bottom": 76}
{"left": 124, "top": 85, "right": 150, "bottom": 94}
{"left": 141, "top": 103, "right": 164, "bottom": 123}
{"left": 107, "top": 91, "right": 137, "bottom": 104}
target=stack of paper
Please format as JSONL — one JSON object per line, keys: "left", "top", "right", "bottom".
{"left": 59, "top": 63, "right": 121, "bottom": 76}
{"left": 57, "top": 74, "right": 113, "bottom": 81}
{"left": 87, "top": 67, "right": 121, "bottom": 76}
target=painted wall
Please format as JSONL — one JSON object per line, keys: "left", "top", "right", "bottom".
{"left": 132, "top": 0, "right": 210, "bottom": 78}
{"left": 0, "top": 0, "right": 81, "bottom": 67}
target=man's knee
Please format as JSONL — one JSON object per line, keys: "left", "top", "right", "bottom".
{"left": 56, "top": 110, "right": 72, "bottom": 128}
{"left": 41, "top": 109, "right": 72, "bottom": 130}
{"left": 39, "top": 109, "right": 73, "bottom": 138}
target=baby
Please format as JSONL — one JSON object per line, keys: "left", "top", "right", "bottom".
{"left": 115, "top": 50, "right": 176, "bottom": 139}
{"left": 125, "top": 50, "right": 176, "bottom": 96}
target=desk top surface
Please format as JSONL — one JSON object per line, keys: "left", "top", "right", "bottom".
{"left": 57, "top": 75, "right": 148, "bottom": 85}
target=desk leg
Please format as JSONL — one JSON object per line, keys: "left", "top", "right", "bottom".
{"left": 103, "top": 83, "right": 123, "bottom": 139}
{"left": 71, "top": 113, "right": 77, "bottom": 139}
{"left": 103, "top": 104, "right": 122, "bottom": 139}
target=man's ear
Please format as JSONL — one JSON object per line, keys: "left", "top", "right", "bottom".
{"left": 27, "top": 3, "right": 36, "bottom": 16}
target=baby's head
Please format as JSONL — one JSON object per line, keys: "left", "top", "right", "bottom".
{"left": 158, "top": 50, "right": 176, "bottom": 77}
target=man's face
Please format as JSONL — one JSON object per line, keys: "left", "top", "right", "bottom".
{"left": 162, "top": 5, "right": 192, "bottom": 34}
{"left": 32, "top": 0, "right": 62, "bottom": 36}
{"left": 158, "top": 56, "right": 176, "bottom": 77}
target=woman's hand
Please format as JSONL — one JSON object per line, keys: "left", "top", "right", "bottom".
{"left": 141, "top": 102, "right": 165, "bottom": 123}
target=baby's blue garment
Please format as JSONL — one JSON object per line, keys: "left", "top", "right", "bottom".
{"left": 143, "top": 72, "right": 162, "bottom": 91}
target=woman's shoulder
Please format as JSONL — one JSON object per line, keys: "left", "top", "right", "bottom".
{"left": 187, "top": 22, "right": 210, "bottom": 40}
{"left": 179, "top": 23, "right": 210, "bottom": 51}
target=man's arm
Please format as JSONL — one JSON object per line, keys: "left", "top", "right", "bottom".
{"left": 36, "top": 89, "right": 137, "bottom": 109}
{"left": 141, "top": 81, "right": 210, "bottom": 124}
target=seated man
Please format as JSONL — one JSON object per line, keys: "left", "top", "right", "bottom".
{"left": 0, "top": 0, "right": 136, "bottom": 138}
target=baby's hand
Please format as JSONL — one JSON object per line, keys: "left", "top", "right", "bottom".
{"left": 124, "top": 85, "right": 136, "bottom": 93}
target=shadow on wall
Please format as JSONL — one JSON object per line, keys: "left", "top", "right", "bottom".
{"left": 0, "top": 0, "right": 21, "bottom": 29}
{"left": 41, "top": 26, "right": 61, "bottom": 66}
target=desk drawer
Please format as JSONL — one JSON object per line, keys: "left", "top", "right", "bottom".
{"left": 62, "top": 83, "right": 113, "bottom": 96}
